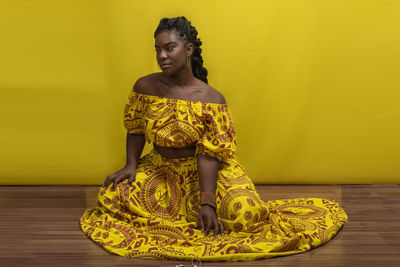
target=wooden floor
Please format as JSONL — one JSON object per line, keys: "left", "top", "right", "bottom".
{"left": 0, "top": 184, "right": 399, "bottom": 267}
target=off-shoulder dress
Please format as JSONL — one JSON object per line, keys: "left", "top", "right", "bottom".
{"left": 79, "top": 90, "right": 348, "bottom": 261}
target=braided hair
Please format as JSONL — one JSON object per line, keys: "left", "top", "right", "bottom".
{"left": 154, "top": 16, "right": 208, "bottom": 84}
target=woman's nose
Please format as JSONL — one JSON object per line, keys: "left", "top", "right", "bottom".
{"left": 159, "top": 50, "right": 168, "bottom": 59}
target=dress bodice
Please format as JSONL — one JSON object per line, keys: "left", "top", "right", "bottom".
{"left": 123, "top": 91, "right": 237, "bottom": 161}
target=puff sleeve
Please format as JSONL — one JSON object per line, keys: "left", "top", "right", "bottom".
{"left": 195, "top": 104, "right": 237, "bottom": 161}
{"left": 123, "top": 90, "right": 146, "bottom": 134}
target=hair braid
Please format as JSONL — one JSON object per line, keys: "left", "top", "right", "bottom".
{"left": 154, "top": 16, "right": 209, "bottom": 84}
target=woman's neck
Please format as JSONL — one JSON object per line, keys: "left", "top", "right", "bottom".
{"left": 163, "top": 67, "right": 196, "bottom": 88}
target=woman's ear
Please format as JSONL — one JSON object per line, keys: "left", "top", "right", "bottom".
{"left": 186, "top": 42, "right": 194, "bottom": 57}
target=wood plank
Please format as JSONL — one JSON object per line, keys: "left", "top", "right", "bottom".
{"left": 0, "top": 185, "right": 399, "bottom": 266}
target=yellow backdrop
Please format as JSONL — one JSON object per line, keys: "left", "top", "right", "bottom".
{"left": 1, "top": 0, "right": 399, "bottom": 184}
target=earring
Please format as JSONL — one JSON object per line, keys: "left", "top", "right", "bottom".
{"left": 186, "top": 56, "right": 191, "bottom": 69}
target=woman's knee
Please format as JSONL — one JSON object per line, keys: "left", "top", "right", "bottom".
{"left": 216, "top": 186, "right": 268, "bottom": 232}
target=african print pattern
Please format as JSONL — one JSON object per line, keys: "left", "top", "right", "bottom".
{"left": 123, "top": 91, "right": 236, "bottom": 160}
{"left": 80, "top": 91, "right": 348, "bottom": 261}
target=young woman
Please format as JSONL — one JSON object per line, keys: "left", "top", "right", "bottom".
{"left": 80, "top": 16, "right": 348, "bottom": 261}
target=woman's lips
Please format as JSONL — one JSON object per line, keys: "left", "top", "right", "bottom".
{"left": 161, "top": 64, "right": 171, "bottom": 69}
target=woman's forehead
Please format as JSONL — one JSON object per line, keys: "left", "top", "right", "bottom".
{"left": 155, "top": 31, "right": 183, "bottom": 46}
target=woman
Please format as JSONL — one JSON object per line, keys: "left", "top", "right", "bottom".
{"left": 80, "top": 16, "right": 348, "bottom": 261}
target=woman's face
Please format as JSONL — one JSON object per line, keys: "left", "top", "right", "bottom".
{"left": 155, "top": 30, "right": 192, "bottom": 74}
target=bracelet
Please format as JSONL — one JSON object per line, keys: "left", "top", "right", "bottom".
{"left": 200, "top": 191, "right": 216, "bottom": 208}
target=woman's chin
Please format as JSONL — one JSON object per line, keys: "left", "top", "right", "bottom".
{"left": 162, "top": 69, "right": 175, "bottom": 75}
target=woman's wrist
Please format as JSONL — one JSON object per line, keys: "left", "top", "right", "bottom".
{"left": 125, "top": 161, "right": 137, "bottom": 169}
{"left": 201, "top": 204, "right": 216, "bottom": 210}
{"left": 200, "top": 191, "right": 216, "bottom": 208}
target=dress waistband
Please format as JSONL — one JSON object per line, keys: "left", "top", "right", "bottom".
{"left": 150, "top": 148, "right": 197, "bottom": 169}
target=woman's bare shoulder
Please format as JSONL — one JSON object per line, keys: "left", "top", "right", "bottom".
{"left": 133, "top": 73, "right": 161, "bottom": 94}
{"left": 202, "top": 84, "right": 226, "bottom": 104}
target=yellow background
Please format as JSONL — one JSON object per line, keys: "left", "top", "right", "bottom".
{"left": 1, "top": 0, "right": 399, "bottom": 184}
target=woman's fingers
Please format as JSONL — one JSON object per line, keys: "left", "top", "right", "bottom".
{"left": 127, "top": 173, "right": 136, "bottom": 187}
{"left": 213, "top": 218, "right": 220, "bottom": 236}
{"left": 103, "top": 176, "right": 111, "bottom": 188}
{"left": 205, "top": 217, "right": 212, "bottom": 235}
{"left": 103, "top": 173, "right": 118, "bottom": 188}
{"left": 218, "top": 220, "right": 225, "bottom": 236}
{"left": 103, "top": 169, "right": 135, "bottom": 190}
{"left": 111, "top": 178, "right": 124, "bottom": 191}
{"left": 197, "top": 214, "right": 205, "bottom": 232}
{"left": 103, "top": 176, "right": 109, "bottom": 187}
{"left": 111, "top": 174, "right": 126, "bottom": 191}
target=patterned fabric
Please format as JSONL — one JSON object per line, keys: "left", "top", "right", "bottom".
{"left": 123, "top": 91, "right": 237, "bottom": 161}
{"left": 80, "top": 91, "right": 348, "bottom": 261}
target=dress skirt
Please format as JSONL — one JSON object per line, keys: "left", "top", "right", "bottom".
{"left": 80, "top": 149, "right": 348, "bottom": 261}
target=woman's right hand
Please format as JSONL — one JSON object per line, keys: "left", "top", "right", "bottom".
{"left": 102, "top": 164, "right": 137, "bottom": 191}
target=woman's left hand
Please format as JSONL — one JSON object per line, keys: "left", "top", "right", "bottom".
{"left": 197, "top": 205, "right": 224, "bottom": 236}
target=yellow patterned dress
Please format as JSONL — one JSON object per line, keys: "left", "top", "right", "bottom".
{"left": 80, "top": 91, "right": 348, "bottom": 261}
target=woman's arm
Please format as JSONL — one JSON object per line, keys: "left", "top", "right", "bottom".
{"left": 197, "top": 154, "right": 224, "bottom": 236}
{"left": 197, "top": 154, "right": 218, "bottom": 193}
{"left": 126, "top": 133, "right": 146, "bottom": 168}
{"left": 103, "top": 133, "right": 145, "bottom": 190}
